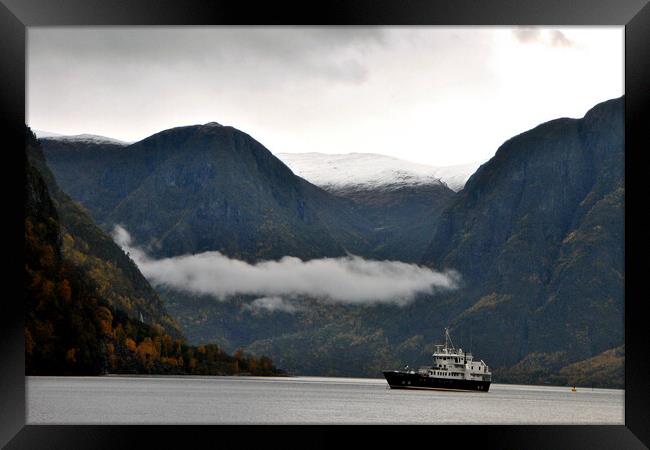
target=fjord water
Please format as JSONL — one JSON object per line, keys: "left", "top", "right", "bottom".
{"left": 27, "top": 376, "right": 623, "bottom": 424}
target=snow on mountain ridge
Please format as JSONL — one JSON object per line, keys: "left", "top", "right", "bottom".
{"left": 277, "top": 152, "right": 480, "bottom": 192}
{"left": 31, "top": 129, "right": 478, "bottom": 190}
{"left": 33, "top": 129, "right": 64, "bottom": 138}
{"left": 35, "top": 130, "right": 130, "bottom": 146}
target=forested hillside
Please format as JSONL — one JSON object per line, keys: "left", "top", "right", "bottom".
{"left": 41, "top": 123, "right": 375, "bottom": 261}
{"left": 26, "top": 128, "right": 283, "bottom": 376}
{"left": 420, "top": 97, "right": 625, "bottom": 385}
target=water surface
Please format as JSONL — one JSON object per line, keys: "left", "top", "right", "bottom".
{"left": 27, "top": 375, "right": 624, "bottom": 424}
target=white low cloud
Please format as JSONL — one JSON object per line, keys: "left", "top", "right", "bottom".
{"left": 243, "top": 297, "right": 299, "bottom": 314}
{"left": 113, "top": 225, "right": 460, "bottom": 306}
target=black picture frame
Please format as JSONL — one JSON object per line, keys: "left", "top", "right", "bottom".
{"left": 3, "top": 0, "right": 649, "bottom": 447}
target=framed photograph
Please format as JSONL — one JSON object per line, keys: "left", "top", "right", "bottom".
{"left": 4, "top": 0, "right": 649, "bottom": 447}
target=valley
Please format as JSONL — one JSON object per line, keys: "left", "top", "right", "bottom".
{"left": 36, "top": 96, "right": 625, "bottom": 387}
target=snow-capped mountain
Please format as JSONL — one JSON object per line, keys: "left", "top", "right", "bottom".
{"left": 33, "top": 129, "right": 64, "bottom": 139}
{"left": 276, "top": 152, "right": 480, "bottom": 192}
{"left": 34, "top": 130, "right": 129, "bottom": 146}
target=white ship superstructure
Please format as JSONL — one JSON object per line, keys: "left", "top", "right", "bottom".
{"left": 418, "top": 328, "right": 492, "bottom": 382}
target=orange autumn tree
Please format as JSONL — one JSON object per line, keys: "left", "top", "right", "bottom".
{"left": 136, "top": 337, "right": 159, "bottom": 370}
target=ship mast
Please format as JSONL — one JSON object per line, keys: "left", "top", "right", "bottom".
{"left": 444, "top": 327, "right": 455, "bottom": 352}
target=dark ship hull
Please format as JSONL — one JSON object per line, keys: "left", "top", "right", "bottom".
{"left": 383, "top": 370, "right": 491, "bottom": 392}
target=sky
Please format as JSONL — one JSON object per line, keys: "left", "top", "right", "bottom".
{"left": 28, "top": 26, "right": 623, "bottom": 166}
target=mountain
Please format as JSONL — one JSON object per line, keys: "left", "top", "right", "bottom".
{"left": 27, "top": 130, "right": 181, "bottom": 335}
{"left": 277, "top": 152, "right": 479, "bottom": 192}
{"left": 40, "top": 123, "right": 376, "bottom": 261}
{"left": 214, "top": 97, "right": 624, "bottom": 386}
{"left": 420, "top": 96, "right": 624, "bottom": 379}
{"left": 26, "top": 127, "right": 181, "bottom": 373}
{"left": 340, "top": 183, "right": 455, "bottom": 262}
{"left": 33, "top": 129, "right": 64, "bottom": 138}
{"left": 277, "top": 152, "right": 468, "bottom": 261}
{"left": 40, "top": 130, "right": 470, "bottom": 263}
{"left": 36, "top": 130, "right": 130, "bottom": 145}
{"left": 36, "top": 125, "right": 464, "bottom": 370}
{"left": 206, "top": 98, "right": 624, "bottom": 388}
{"left": 36, "top": 97, "right": 625, "bottom": 387}
{"left": 26, "top": 132, "right": 107, "bottom": 374}
{"left": 37, "top": 136, "right": 131, "bottom": 222}
{"left": 25, "top": 128, "right": 283, "bottom": 376}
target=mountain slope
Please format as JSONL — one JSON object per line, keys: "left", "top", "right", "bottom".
{"left": 38, "top": 133, "right": 129, "bottom": 146}
{"left": 277, "top": 152, "right": 464, "bottom": 262}
{"left": 40, "top": 128, "right": 469, "bottom": 263}
{"left": 38, "top": 137, "right": 132, "bottom": 221}
{"left": 218, "top": 97, "right": 624, "bottom": 385}
{"left": 420, "top": 97, "right": 624, "bottom": 370}
{"left": 26, "top": 127, "right": 181, "bottom": 374}
{"left": 329, "top": 183, "right": 456, "bottom": 262}
{"left": 41, "top": 123, "right": 375, "bottom": 261}
{"left": 27, "top": 130, "right": 181, "bottom": 335}
{"left": 26, "top": 128, "right": 283, "bottom": 376}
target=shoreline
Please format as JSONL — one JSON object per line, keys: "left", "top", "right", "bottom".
{"left": 25, "top": 374, "right": 624, "bottom": 393}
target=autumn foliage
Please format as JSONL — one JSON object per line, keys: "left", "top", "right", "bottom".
{"left": 25, "top": 128, "right": 283, "bottom": 377}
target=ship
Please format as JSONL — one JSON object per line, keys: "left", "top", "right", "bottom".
{"left": 382, "top": 328, "right": 492, "bottom": 392}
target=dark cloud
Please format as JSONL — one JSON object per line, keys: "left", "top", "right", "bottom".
{"left": 29, "top": 27, "right": 386, "bottom": 84}
{"left": 27, "top": 27, "right": 621, "bottom": 166}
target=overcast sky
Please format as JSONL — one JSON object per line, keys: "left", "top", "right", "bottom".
{"left": 28, "top": 26, "right": 623, "bottom": 166}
